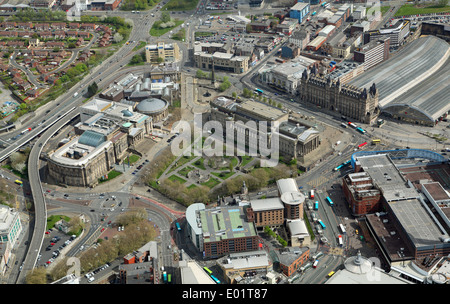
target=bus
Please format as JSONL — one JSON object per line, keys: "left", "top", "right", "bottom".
{"left": 310, "top": 189, "right": 315, "bottom": 199}
{"left": 326, "top": 196, "right": 334, "bottom": 207}
{"left": 314, "top": 201, "right": 319, "bottom": 210}
{"left": 327, "top": 271, "right": 335, "bottom": 278}
{"left": 175, "top": 222, "right": 181, "bottom": 231}
{"left": 372, "top": 139, "right": 381, "bottom": 145}
{"left": 339, "top": 223, "right": 346, "bottom": 234}
{"left": 318, "top": 220, "right": 326, "bottom": 230}
{"left": 15, "top": 180, "right": 23, "bottom": 186}
{"left": 312, "top": 260, "right": 319, "bottom": 268}
{"left": 348, "top": 122, "right": 357, "bottom": 129}
{"left": 358, "top": 142, "right": 368, "bottom": 149}
{"left": 338, "top": 235, "right": 343, "bottom": 247}
{"left": 340, "top": 122, "right": 348, "bottom": 128}
{"left": 333, "top": 164, "right": 343, "bottom": 171}
{"left": 343, "top": 160, "right": 351, "bottom": 166}
{"left": 299, "top": 262, "right": 312, "bottom": 272}
{"left": 254, "top": 88, "right": 263, "bottom": 95}
{"left": 163, "top": 271, "right": 167, "bottom": 282}
{"left": 168, "top": 274, "right": 172, "bottom": 283}
{"left": 203, "top": 267, "right": 213, "bottom": 275}
{"left": 321, "top": 1, "right": 327, "bottom": 6}
{"left": 210, "top": 275, "right": 221, "bottom": 284}
{"left": 356, "top": 127, "right": 366, "bottom": 134}
{"left": 312, "top": 11, "right": 317, "bottom": 16}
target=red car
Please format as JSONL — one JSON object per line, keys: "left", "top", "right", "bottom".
{"left": 101, "top": 228, "right": 105, "bottom": 232}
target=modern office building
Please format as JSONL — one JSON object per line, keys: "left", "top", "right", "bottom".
{"left": 289, "top": 2, "right": 310, "bottom": 24}
{"left": 364, "top": 20, "right": 410, "bottom": 47}
{"left": 186, "top": 205, "right": 259, "bottom": 259}
{"left": 145, "top": 42, "right": 180, "bottom": 64}
{"left": 354, "top": 37, "right": 390, "bottom": 71}
{"left": 194, "top": 51, "right": 249, "bottom": 74}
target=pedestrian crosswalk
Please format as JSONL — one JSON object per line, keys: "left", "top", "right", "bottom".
{"left": 306, "top": 175, "right": 329, "bottom": 187}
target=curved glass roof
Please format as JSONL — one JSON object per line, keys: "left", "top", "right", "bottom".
{"left": 78, "top": 130, "right": 106, "bottom": 148}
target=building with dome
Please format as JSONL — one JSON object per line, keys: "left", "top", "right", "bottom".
{"left": 135, "top": 97, "right": 169, "bottom": 123}
{"left": 47, "top": 97, "right": 153, "bottom": 187}
{"left": 326, "top": 251, "right": 411, "bottom": 284}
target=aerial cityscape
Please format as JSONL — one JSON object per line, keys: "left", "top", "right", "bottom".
{"left": 0, "top": 0, "right": 448, "bottom": 291}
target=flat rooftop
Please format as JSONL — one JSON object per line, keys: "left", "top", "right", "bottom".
{"left": 199, "top": 206, "right": 257, "bottom": 243}
{"left": 356, "top": 154, "right": 418, "bottom": 202}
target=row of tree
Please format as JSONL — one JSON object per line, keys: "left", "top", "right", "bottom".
{"left": 26, "top": 209, "right": 157, "bottom": 283}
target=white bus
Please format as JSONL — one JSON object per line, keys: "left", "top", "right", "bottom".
{"left": 338, "top": 235, "right": 343, "bottom": 247}
{"left": 339, "top": 224, "right": 346, "bottom": 234}
{"left": 310, "top": 189, "right": 315, "bottom": 199}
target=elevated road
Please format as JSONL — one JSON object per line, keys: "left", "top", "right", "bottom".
{"left": 10, "top": 8, "right": 168, "bottom": 282}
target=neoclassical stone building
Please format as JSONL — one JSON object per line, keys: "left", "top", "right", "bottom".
{"left": 299, "top": 69, "right": 379, "bottom": 124}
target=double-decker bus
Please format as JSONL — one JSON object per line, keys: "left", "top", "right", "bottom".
{"left": 372, "top": 139, "right": 381, "bottom": 145}
{"left": 15, "top": 180, "right": 23, "bottom": 186}
{"left": 325, "top": 196, "right": 334, "bottom": 207}
{"left": 176, "top": 222, "right": 181, "bottom": 231}
{"left": 318, "top": 220, "right": 326, "bottom": 230}
{"left": 314, "top": 201, "right": 319, "bottom": 210}
{"left": 203, "top": 267, "right": 213, "bottom": 275}
{"left": 339, "top": 223, "right": 346, "bottom": 234}
{"left": 168, "top": 274, "right": 172, "bottom": 283}
{"left": 310, "top": 189, "right": 315, "bottom": 199}
{"left": 358, "top": 142, "right": 368, "bottom": 149}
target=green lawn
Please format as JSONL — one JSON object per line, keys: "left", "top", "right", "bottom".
{"left": 178, "top": 166, "right": 194, "bottom": 177}
{"left": 394, "top": 4, "right": 450, "bottom": 17}
{"left": 168, "top": 174, "right": 187, "bottom": 184}
{"left": 201, "top": 177, "right": 220, "bottom": 189}
{"left": 127, "top": 154, "right": 140, "bottom": 164}
{"left": 133, "top": 40, "right": 147, "bottom": 51}
{"left": 162, "top": 0, "right": 199, "bottom": 11}
{"left": 193, "top": 158, "right": 206, "bottom": 170}
{"left": 211, "top": 171, "right": 235, "bottom": 180}
{"left": 98, "top": 170, "right": 122, "bottom": 183}
{"left": 150, "top": 19, "right": 184, "bottom": 37}
{"left": 240, "top": 155, "right": 254, "bottom": 167}
{"left": 47, "top": 215, "right": 71, "bottom": 230}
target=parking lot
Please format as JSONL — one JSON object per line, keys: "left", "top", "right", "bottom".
{"left": 38, "top": 229, "right": 78, "bottom": 268}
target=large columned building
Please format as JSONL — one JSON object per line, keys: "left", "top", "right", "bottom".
{"left": 299, "top": 69, "right": 379, "bottom": 124}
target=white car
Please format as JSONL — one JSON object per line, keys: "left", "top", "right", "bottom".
{"left": 88, "top": 276, "right": 95, "bottom": 283}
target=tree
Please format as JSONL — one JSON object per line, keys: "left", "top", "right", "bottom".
{"left": 87, "top": 82, "right": 98, "bottom": 97}
{"left": 113, "top": 32, "right": 123, "bottom": 43}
